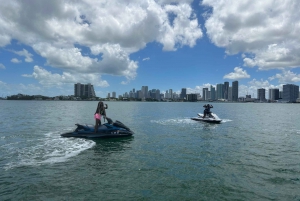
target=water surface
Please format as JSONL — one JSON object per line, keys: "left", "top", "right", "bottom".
{"left": 0, "top": 101, "right": 299, "bottom": 200}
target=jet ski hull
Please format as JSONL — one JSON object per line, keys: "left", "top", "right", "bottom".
{"left": 61, "top": 120, "right": 134, "bottom": 138}
{"left": 191, "top": 117, "right": 222, "bottom": 123}
{"left": 191, "top": 113, "right": 222, "bottom": 123}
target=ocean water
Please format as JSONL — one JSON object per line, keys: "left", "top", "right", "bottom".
{"left": 0, "top": 100, "right": 300, "bottom": 200}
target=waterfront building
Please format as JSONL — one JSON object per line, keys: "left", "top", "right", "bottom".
{"left": 257, "top": 88, "right": 266, "bottom": 102}
{"left": 216, "top": 84, "right": 224, "bottom": 100}
{"left": 180, "top": 88, "right": 187, "bottom": 99}
{"left": 112, "top": 92, "right": 116, "bottom": 98}
{"left": 137, "top": 90, "right": 143, "bottom": 99}
{"left": 269, "top": 88, "right": 279, "bottom": 101}
{"left": 107, "top": 93, "right": 110, "bottom": 99}
{"left": 210, "top": 85, "right": 215, "bottom": 101}
{"left": 232, "top": 81, "right": 239, "bottom": 101}
{"left": 202, "top": 88, "right": 208, "bottom": 100}
{"left": 74, "top": 83, "right": 96, "bottom": 98}
{"left": 228, "top": 87, "right": 232, "bottom": 101}
{"left": 187, "top": 94, "right": 197, "bottom": 102}
{"left": 224, "top": 81, "right": 229, "bottom": 100}
{"left": 165, "top": 90, "right": 169, "bottom": 99}
{"left": 282, "top": 84, "right": 299, "bottom": 102}
{"left": 169, "top": 89, "right": 173, "bottom": 99}
{"left": 155, "top": 89, "right": 160, "bottom": 100}
{"left": 141, "top": 86, "right": 148, "bottom": 98}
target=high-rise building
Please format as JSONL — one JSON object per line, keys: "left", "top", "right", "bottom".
{"left": 228, "top": 87, "right": 232, "bottom": 101}
{"left": 282, "top": 84, "right": 299, "bottom": 102}
{"left": 180, "top": 88, "right": 187, "bottom": 99}
{"left": 216, "top": 84, "right": 224, "bottom": 99}
{"left": 232, "top": 81, "right": 239, "bottom": 101}
{"left": 141, "top": 86, "right": 148, "bottom": 98}
{"left": 107, "top": 93, "right": 110, "bottom": 98}
{"left": 224, "top": 81, "right": 229, "bottom": 100}
{"left": 187, "top": 94, "right": 197, "bottom": 102}
{"left": 112, "top": 92, "right": 116, "bottom": 98}
{"left": 257, "top": 88, "right": 266, "bottom": 101}
{"left": 269, "top": 88, "right": 279, "bottom": 101}
{"left": 74, "top": 83, "right": 96, "bottom": 98}
{"left": 169, "top": 89, "right": 173, "bottom": 99}
{"left": 202, "top": 88, "right": 208, "bottom": 100}
{"left": 165, "top": 90, "right": 169, "bottom": 99}
{"left": 210, "top": 85, "right": 215, "bottom": 101}
{"left": 156, "top": 89, "right": 160, "bottom": 100}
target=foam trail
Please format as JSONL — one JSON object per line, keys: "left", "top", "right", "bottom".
{"left": 4, "top": 129, "right": 95, "bottom": 170}
{"left": 151, "top": 117, "right": 195, "bottom": 125}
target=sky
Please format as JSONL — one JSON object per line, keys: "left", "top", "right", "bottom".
{"left": 1, "top": 0, "right": 300, "bottom": 98}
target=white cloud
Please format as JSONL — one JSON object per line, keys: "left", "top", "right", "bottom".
{"left": 0, "top": 0, "right": 202, "bottom": 84}
{"left": 11, "top": 58, "right": 22, "bottom": 63}
{"left": 223, "top": 67, "right": 250, "bottom": 80}
{"left": 11, "top": 48, "right": 33, "bottom": 62}
{"left": 143, "top": 57, "right": 150, "bottom": 61}
{"left": 0, "top": 63, "right": 5, "bottom": 69}
{"left": 238, "top": 79, "right": 281, "bottom": 98}
{"left": 202, "top": 0, "right": 300, "bottom": 70}
{"left": 269, "top": 70, "right": 300, "bottom": 83}
{"left": 22, "top": 66, "right": 109, "bottom": 88}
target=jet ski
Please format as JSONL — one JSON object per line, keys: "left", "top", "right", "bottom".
{"left": 191, "top": 113, "right": 222, "bottom": 123}
{"left": 61, "top": 117, "right": 134, "bottom": 138}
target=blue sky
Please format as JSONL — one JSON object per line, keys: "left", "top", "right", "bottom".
{"left": 1, "top": 0, "right": 300, "bottom": 98}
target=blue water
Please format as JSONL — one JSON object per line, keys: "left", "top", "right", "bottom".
{"left": 0, "top": 101, "right": 300, "bottom": 200}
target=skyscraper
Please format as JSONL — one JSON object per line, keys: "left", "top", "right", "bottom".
{"left": 169, "top": 89, "right": 173, "bottom": 99}
{"left": 216, "top": 84, "right": 224, "bottom": 99}
{"left": 228, "top": 87, "right": 232, "bottom": 101}
{"left": 202, "top": 88, "right": 208, "bottom": 100}
{"left": 269, "top": 88, "right": 279, "bottom": 101}
{"left": 210, "top": 85, "right": 215, "bottom": 101}
{"left": 74, "top": 83, "right": 96, "bottom": 98}
{"left": 232, "top": 81, "right": 238, "bottom": 101}
{"left": 257, "top": 88, "right": 266, "bottom": 102}
{"left": 180, "top": 88, "right": 187, "bottom": 99}
{"left": 112, "top": 92, "right": 116, "bottom": 98}
{"left": 224, "top": 81, "right": 229, "bottom": 100}
{"left": 141, "top": 86, "right": 148, "bottom": 99}
{"left": 282, "top": 84, "right": 299, "bottom": 102}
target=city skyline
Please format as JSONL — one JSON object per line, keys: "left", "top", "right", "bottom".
{"left": 105, "top": 82, "right": 300, "bottom": 102}
{"left": 1, "top": 1, "right": 300, "bottom": 98}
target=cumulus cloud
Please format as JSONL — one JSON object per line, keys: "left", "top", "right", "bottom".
{"left": 238, "top": 79, "right": 281, "bottom": 98}
{"left": 269, "top": 70, "right": 300, "bottom": 83}
{"left": 11, "top": 58, "right": 22, "bottom": 63}
{"left": 202, "top": 0, "right": 300, "bottom": 70}
{"left": 223, "top": 67, "right": 250, "bottom": 80}
{"left": 0, "top": 63, "right": 5, "bottom": 69}
{"left": 11, "top": 48, "right": 33, "bottom": 62}
{"left": 22, "top": 66, "right": 109, "bottom": 88}
{"left": 143, "top": 57, "right": 150, "bottom": 61}
{"left": 0, "top": 0, "right": 202, "bottom": 85}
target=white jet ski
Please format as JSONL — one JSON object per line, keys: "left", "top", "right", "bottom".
{"left": 191, "top": 113, "right": 222, "bottom": 123}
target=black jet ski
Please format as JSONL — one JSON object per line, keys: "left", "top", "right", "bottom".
{"left": 61, "top": 117, "right": 134, "bottom": 138}
{"left": 191, "top": 113, "right": 222, "bottom": 123}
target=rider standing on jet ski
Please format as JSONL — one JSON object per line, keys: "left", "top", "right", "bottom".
{"left": 94, "top": 101, "right": 108, "bottom": 133}
{"left": 203, "top": 104, "right": 213, "bottom": 118}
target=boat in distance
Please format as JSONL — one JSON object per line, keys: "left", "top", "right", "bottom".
{"left": 191, "top": 113, "right": 222, "bottom": 123}
{"left": 61, "top": 118, "right": 134, "bottom": 138}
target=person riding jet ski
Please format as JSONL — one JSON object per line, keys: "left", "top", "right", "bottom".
{"left": 203, "top": 104, "right": 214, "bottom": 118}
